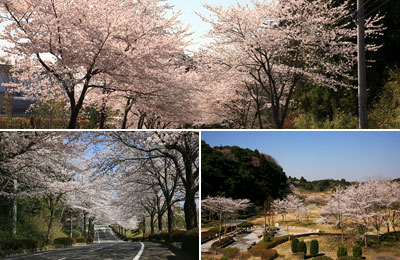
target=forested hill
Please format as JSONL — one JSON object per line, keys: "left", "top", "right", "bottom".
{"left": 288, "top": 176, "right": 351, "bottom": 192}
{"left": 201, "top": 141, "right": 290, "bottom": 206}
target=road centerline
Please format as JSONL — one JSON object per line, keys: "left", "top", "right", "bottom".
{"left": 133, "top": 242, "right": 144, "bottom": 260}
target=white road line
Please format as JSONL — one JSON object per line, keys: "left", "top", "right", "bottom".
{"left": 97, "top": 229, "right": 101, "bottom": 244}
{"left": 133, "top": 242, "right": 144, "bottom": 260}
{"left": 109, "top": 227, "right": 120, "bottom": 241}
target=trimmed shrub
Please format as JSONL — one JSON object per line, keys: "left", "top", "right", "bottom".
{"left": 352, "top": 245, "right": 362, "bottom": 257}
{"left": 291, "top": 238, "right": 299, "bottom": 253}
{"left": 219, "top": 247, "right": 240, "bottom": 259}
{"left": 1, "top": 239, "right": 39, "bottom": 250}
{"left": 53, "top": 237, "right": 74, "bottom": 246}
{"left": 310, "top": 239, "right": 319, "bottom": 256}
{"left": 297, "top": 241, "right": 307, "bottom": 255}
{"left": 181, "top": 229, "right": 199, "bottom": 260}
{"left": 211, "top": 236, "right": 234, "bottom": 248}
{"left": 201, "top": 230, "right": 218, "bottom": 242}
{"left": 264, "top": 232, "right": 273, "bottom": 242}
{"left": 250, "top": 248, "right": 278, "bottom": 260}
{"left": 265, "top": 235, "right": 289, "bottom": 249}
{"left": 248, "top": 241, "right": 279, "bottom": 260}
{"left": 337, "top": 247, "right": 348, "bottom": 257}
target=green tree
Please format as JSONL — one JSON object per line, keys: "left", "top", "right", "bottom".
{"left": 201, "top": 141, "right": 289, "bottom": 205}
{"left": 352, "top": 245, "right": 362, "bottom": 257}
{"left": 297, "top": 241, "right": 307, "bottom": 255}
{"left": 291, "top": 238, "right": 299, "bottom": 253}
{"left": 369, "top": 68, "right": 400, "bottom": 128}
{"left": 310, "top": 239, "right": 319, "bottom": 256}
{"left": 337, "top": 247, "right": 348, "bottom": 257}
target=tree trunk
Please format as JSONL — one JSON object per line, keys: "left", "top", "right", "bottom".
{"left": 183, "top": 190, "right": 197, "bottom": 230}
{"left": 88, "top": 218, "right": 93, "bottom": 239}
{"left": 12, "top": 180, "right": 17, "bottom": 235}
{"left": 157, "top": 212, "right": 163, "bottom": 232}
{"left": 70, "top": 211, "right": 73, "bottom": 238}
{"left": 83, "top": 213, "right": 87, "bottom": 238}
{"left": 142, "top": 218, "right": 146, "bottom": 239}
{"left": 46, "top": 199, "right": 55, "bottom": 244}
{"left": 68, "top": 106, "right": 80, "bottom": 129}
{"left": 218, "top": 212, "right": 222, "bottom": 242}
{"left": 167, "top": 199, "right": 174, "bottom": 233}
{"left": 364, "top": 234, "right": 367, "bottom": 247}
{"left": 121, "top": 98, "right": 134, "bottom": 129}
{"left": 150, "top": 214, "right": 155, "bottom": 235}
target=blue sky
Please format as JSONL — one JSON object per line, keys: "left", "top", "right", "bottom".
{"left": 202, "top": 131, "right": 400, "bottom": 182}
{"left": 168, "top": 0, "right": 252, "bottom": 50}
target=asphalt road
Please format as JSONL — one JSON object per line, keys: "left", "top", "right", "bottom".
{"left": 6, "top": 226, "right": 182, "bottom": 260}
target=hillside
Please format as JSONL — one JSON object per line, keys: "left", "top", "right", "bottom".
{"left": 201, "top": 141, "right": 290, "bottom": 206}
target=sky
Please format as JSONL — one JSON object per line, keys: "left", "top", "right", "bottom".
{"left": 167, "top": 0, "right": 253, "bottom": 51}
{"left": 202, "top": 131, "right": 400, "bottom": 182}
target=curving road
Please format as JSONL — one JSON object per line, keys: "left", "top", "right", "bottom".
{"left": 6, "top": 226, "right": 182, "bottom": 260}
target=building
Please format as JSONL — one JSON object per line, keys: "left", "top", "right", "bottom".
{"left": 0, "top": 64, "right": 34, "bottom": 116}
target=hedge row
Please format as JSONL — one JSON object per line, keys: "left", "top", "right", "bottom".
{"left": 248, "top": 242, "right": 278, "bottom": 260}
{"left": 211, "top": 236, "right": 235, "bottom": 248}
{"left": 53, "top": 237, "right": 74, "bottom": 247}
{"left": 201, "top": 230, "right": 218, "bottom": 243}
{"left": 146, "top": 229, "right": 199, "bottom": 260}
{"left": 0, "top": 236, "right": 76, "bottom": 252}
{"left": 0, "top": 239, "right": 40, "bottom": 251}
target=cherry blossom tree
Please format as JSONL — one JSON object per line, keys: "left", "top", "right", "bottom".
{"left": 198, "top": 0, "right": 384, "bottom": 128}
{"left": 0, "top": 0, "right": 191, "bottom": 128}
{"left": 321, "top": 186, "right": 348, "bottom": 242}
{"left": 202, "top": 196, "right": 251, "bottom": 242}
{"left": 92, "top": 131, "right": 199, "bottom": 230}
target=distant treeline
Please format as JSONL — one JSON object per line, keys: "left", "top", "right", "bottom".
{"left": 288, "top": 176, "right": 351, "bottom": 192}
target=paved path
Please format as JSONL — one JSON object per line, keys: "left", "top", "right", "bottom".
{"left": 5, "top": 226, "right": 181, "bottom": 260}
{"left": 227, "top": 229, "right": 264, "bottom": 252}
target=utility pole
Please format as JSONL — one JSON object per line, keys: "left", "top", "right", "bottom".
{"left": 357, "top": 0, "right": 367, "bottom": 129}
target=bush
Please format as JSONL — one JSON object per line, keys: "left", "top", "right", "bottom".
{"left": 180, "top": 229, "right": 199, "bottom": 260}
{"left": 310, "top": 239, "right": 319, "bottom": 256}
{"left": 313, "top": 256, "right": 333, "bottom": 260}
{"left": 352, "top": 245, "right": 362, "bottom": 257}
{"left": 76, "top": 238, "right": 86, "bottom": 243}
{"left": 211, "top": 236, "right": 234, "bottom": 248}
{"left": 297, "top": 241, "right": 307, "bottom": 255}
{"left": 265, "top": 235, "right": 289, "bottom": 249}
{"left": 53, "top": 237, "right": 74, "bottom": 246}
{"left": 291, "top": 238, "right": 299, "bottom": 253}
{"left": 264, "top": 232, "right": 274, "bottom": 242}
{"left": 219, "top": 247, "right": 240, "bottom": 259}
{"left": 238, "top": 222, "right": 254, "bottom": 229}
{"left": 249, "top": 247, "right": 278, "bottom": 260}
{"left": 1, "top": 239, "right": 39, "bottom": 250}
{"left": 201, "top": 230, "right": 218, "bottom": 242}
{"left": 337, "top": 247, "right": 348, "bottom": 257}
{"left": 71, "top": 229, "right": 82, "bottom": 239}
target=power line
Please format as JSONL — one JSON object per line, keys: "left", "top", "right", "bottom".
{"left": 363, "top": 0, "right": 390, "bottom": 18}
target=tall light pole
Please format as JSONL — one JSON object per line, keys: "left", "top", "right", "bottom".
{"left": 357, "top": 0, "right": 367, "bottom": 129}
